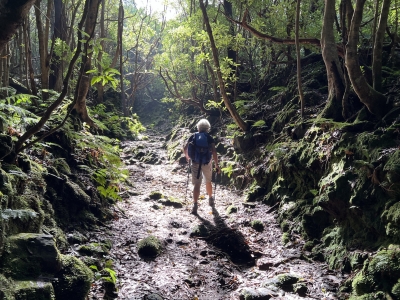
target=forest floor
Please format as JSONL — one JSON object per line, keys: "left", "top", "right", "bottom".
{"left": 87, "top": 129, "right": 347, "bottom": 300}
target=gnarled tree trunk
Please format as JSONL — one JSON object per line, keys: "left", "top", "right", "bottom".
{"left": 199, "top": 0, "right": 248, "bottom": 131}
{"left": 346, "top": 0, "right": 390, "bottom": 118}
{"left": 0, "top": 0, "right": 36, "bottom": 53}
{"left": 320, "top": 0, "right": 345, "bottom": 121}
{"left": 73, "top": 0, "right": 101, "bottom": 126}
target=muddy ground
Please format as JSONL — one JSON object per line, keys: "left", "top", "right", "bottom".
{"left": 87, "top": 130, "right": 346, "bottom": 299}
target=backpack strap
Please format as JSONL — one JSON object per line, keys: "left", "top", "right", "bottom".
{"left": 196, "top": 163, "right": 202, "bottom": 179}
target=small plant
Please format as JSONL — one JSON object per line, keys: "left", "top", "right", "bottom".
{"left": 226, "top": 205, "right": 238, "bottom": 214}
{"left": 149, "top": 191, "right": 163, "bottom": 200}
{"left": 137, "top": 235, "right": 162, "bottom": 257}
{"left": 250, "top": 220, "right": 264, "bottom": 232}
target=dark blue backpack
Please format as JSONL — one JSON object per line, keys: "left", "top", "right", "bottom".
{"left": 188, "top": 132, "right": 212, "bottom": 165}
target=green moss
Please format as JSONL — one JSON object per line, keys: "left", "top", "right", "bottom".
{"left": 352, "top": 272, "right": 375, "bottom": 295}
{"left": 281, "top": 232, "right": 290, "bottom": 245}
{"left": 280, "top": 220, "right": 290, "bottom": 232}
{"left": 392, "top": 279, "right": 400, "bottom": 298}
{"left": 0, "top": 274, "right": 14, "bottom": 299}
{"left": 303, "top": 240, "right": 314, "bottom": 251}
{"left": 149, "top": 191, "right": 163, "bottom": 200}
{"left": 53, "top": 255, "right": 93, "bottom": 300}
{"left": 14, "top": 280, "right": 55, "bottom": 300}
{"left": 158, "top": 196, "right": 183, "bottom": 208}
{"left": 226, "top": 205, "right": 238, "bottom": 214}
{"left": 250, "top": 220, "right": 264, "bottom": 232}
{"left": 190, "top": 224, "right": 209, "bottom": 238}
{"left": 137, "top": 235, "right": 162, "bottom": 257}
{"left": 78, "top": 243, "right": 110, "bottom": 256}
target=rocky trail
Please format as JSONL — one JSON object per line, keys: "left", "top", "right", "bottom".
{"left": 87, "top": 130, "right": 346, "bottom": 300}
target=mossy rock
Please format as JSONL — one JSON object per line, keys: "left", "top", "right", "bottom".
{"left": 275, "top": 273, "right": 299, "bottom": 291}
{"left": 0, "top": 274, "right": 14, "bottom": 299}
{"left": 281, "top": 232, "right": 290, "bottom": 245}
{"left": 227, "top": 205, "right": 238, "bottom": 214}
{"left": 280, "top": 221, "right": 290, "bottom": 232}
{"left": 53, "top": 255, "right": 93, "bottom": 300}
{"left": 250, "top": 220, "right": 264, "bottom": 232}
{"left": 158, "top": 197, "right": 183, "bottom": 208}
{"left": 78, "top": 242, "right": 110, "bottom": 256}
{"left": 137, "top": 235, "right": 162, "bottom": 258}
{"left": 352, "top": 272, "right": 375, "bottom": 295}
{"left": 149, "top": 191, "right": 163, "bottom": 200}
{"left": 392, "top": 279, "right": 400, "bottom": 298}
{"left": 1, "top": 233, "right": 61, "bottom": 280}
{"left": 190, "top": 224, "right": 209, "bottom": 238}
{"left": 293, "top": 282, "right": 308, "bottom": 296}
{"left": 14, "top": 280, "right": 55, "bottom": 300}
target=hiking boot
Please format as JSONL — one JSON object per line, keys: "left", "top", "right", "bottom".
{"left": 208, "top": 197, "right": 214, "bottom": 206}
{"left": 191, "top": 203, "right": 198, "bottom": 214}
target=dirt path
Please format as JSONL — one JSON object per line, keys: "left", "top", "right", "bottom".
{"left": 88, "top": 130, "right": 345, "bottom": 300}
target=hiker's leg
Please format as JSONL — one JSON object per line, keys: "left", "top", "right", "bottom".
{"left": 193, "top": 182, "right": 201, "bottom": 202}
{"left": 203, "top": 161, "right": 213, "bottom": 198}
{"left": 191, "top": 163, "right": 202, "bottom": 203}
{"left": 205, "top": 181, "right": 212, "bottom": 198}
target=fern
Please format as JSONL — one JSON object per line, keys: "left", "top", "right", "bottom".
{"left": 1, "top": 209, "right": 38, "bottom": 221}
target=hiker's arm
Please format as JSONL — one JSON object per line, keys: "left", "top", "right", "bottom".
{"left": 183, "top": 143, "right": 190, "bottom": 162}
{"left": 211, "top": 143, "right": 220, "bottom": 173}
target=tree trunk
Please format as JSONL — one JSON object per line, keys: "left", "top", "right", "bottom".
{"left": 295, "top": 0, "right": 304, "bottom": 117}
{"left": 346, "top": 0, "right": 390, "bottom": 118}
{"left": 372, "top": 0, "right": 391, "bottom": 92}
{"left": 25, "top": 17, "right": 38, "bottom": 97}
{"left": 73, "top": 0, "right": 101, "bottom": 125}
{"left": 35, "top": 0, "right": 52, "bottom": 100}
{"left": 118, "top": 0, "right": 126, "bottom": 116}
{"left": 96, "top": 0, "right": 106, "bottom": 103}
{"left": 320, "top": 0, "right": 344, "bottom": 121}
{"left": 13, "top": 0, "right": 89, "bottom": 155}
{"left": 0, "top": 0, "right": 36, "bottom": 53}
{"left": 198, "top": 0, "right": 248, "bottom": 131}
{"left": 49, "top": 0, "right": 68, "bottom": 91}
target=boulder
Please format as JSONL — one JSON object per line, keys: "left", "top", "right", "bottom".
{"left": 1, "top": 233, "right": 61, "bottom": 280}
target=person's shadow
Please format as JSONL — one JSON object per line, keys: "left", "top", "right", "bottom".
{"left": 193, "top": 179, "right": 255, "bottom": 266}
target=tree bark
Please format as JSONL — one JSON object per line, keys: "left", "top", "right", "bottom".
{"left": 199, "top": 0, "right": 248, "bottom": 131}
{"left": 320, "top": 0, "right": 344, "bottom": 121}
{"left": 372, "top": 0, "right": 391, "bottom": 92}
{"left": 49, "top": 0, "right": 68, "bottom": 91}
{"left": 13, "top": 0, "right": 89, "bottom": 155}
{"left": 295, "top": 0, "right": 304, "bottom": 117}
{"left": 0, "top": 0, "right": 36, "bottom": 53}
{"left": 346, "top": 0, "right": 390, "bottom": 118}
{"left": 96, "top": 0, "right": 105, "bottom": 103}
{"left": 35, "top": 0, "right": 52, "bottom": 100}
{"left": 73, "top": 0, "right": 101, "bottom": 125}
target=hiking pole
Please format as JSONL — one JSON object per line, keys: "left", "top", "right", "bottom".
{"left": 184, "top": 160, "right": 191, "bottom": 203}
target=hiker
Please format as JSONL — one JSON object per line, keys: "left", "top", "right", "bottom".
{"left": 183, "top": 119, "right": 220, "bottom": 214}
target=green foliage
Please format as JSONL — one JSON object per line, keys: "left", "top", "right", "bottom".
{"left": 0, "top": 209, "right": 38, "bottom": 221}
{"left": 88, "top": 68, "right": 121, "bottom": 89}
{"left": 90, "top": 265, "right": 117, "bottom": 285}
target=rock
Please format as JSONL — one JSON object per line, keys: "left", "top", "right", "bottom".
{"left": 144, "top": 293, "right": 163, "bottom": 300}
{"left": 190, "top": 224, "right": 209, "bottom": 238}
{"left": 53, "top": 255, "right": 93, "bottom": 300}
{"left": 226, "top": 205, "right": 238, "bottom": 214}
{"left": 257, "top": 258, "right": 273, "bottom": 270}
{"left": 14, "top": 280, "right": 55, "bottom": 299}
{"left": 293, "top": 282, "right": 308, "bottom": 296}
{"left": 238, "top": 287, "right": 277, "bottom": 300}
{"left": 250, "top": 220, "right": 264, "bottom": 232}
{"left": 137, "top": 235, "right": 162, "bottom": 257}
{"left": 1, "top": 233, "right": 61, "bottom": 279}
{"left": 233, "top": 134, "right": 256, "bottom": 153}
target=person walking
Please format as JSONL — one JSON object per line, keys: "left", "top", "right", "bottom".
{"left": 183, "top": 119, "right": 220, "bottom": 214}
